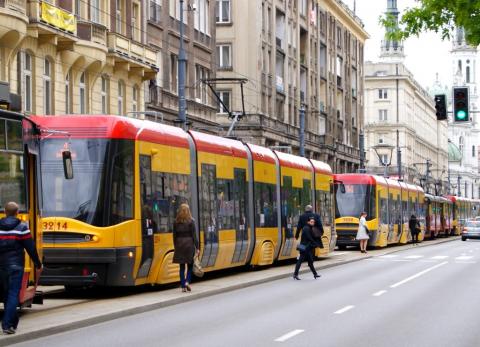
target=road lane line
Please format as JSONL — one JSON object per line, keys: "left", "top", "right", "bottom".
{"left": 275, "top": 329, "right": 304, "bottom": 342}
{"left": 390, "top": 261, "right": 448, "bottom": 288}
{"left": 431, "top": 256, "right": 449, "bottom": 260}
{"left": 378, "top": 255, "right": 398, "bottom": 258}
{"left": 334, "top": 305, "right": 354, "bottom": 314}
{"left": 373, "top": 290, "right": 387, "bottom": 297}
{"left": 405, "top": 255, "right": 423, "bottom": 259}
{"left": 456, "top": 256, "right": 473, "bottom": 260}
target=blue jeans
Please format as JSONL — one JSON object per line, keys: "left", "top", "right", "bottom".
{"left": 179, "top": 263, "right": 193, "bottom": 288}
{"left": 0, "top": 264, "right": 23, "bottom": 330}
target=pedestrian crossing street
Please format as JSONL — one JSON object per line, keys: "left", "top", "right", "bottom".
{"left": 367, "top": 252, "right": 478, "bottom": 264}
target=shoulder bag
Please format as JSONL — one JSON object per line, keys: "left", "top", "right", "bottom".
{"left": 296, "top": 243, "right": 307, "bottom": 252}
{"left": 193, "top": 254, "right": 204, "bottom": 278}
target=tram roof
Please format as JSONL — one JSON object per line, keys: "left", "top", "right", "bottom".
{"left": 245, "top": 143, "right": 276, "bottom": 164}
{"left": 189, "top": 130, "right": 247, "bottom": 158}
{"left": 334, "top": 174, "right": 385, "bottom": 185}
{"left": 309, "top": 159, "right": 333, "bottom": 175}
{"left": 274, "top": 151, "right": 312, "bottom": 172}
{"left": 31, "top": 115, "right": 190, "bottom": 148}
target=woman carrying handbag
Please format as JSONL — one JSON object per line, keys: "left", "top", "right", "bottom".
{"left": 173, "top": 204, "right": 199, "bottom": 292}
{"left": 293, "top": 216, "right": 321, "bottom": 280}
{"left": 356, "top": 211, "right": 369, "bottom": 253}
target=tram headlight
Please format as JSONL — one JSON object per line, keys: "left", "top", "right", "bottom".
{"left": 92, "top": 235, "right": 99, "bottom": 242}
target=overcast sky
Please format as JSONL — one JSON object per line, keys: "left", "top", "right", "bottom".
{"left": 342, "top": 0, "right": 454, "bottom": 90}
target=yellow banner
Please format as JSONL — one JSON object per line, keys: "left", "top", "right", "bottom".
{"left": 41, "top": 2, "right": 76, "bottom": 33}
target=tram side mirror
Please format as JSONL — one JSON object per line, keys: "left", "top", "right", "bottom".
{"left": 62, "top": 150, "right": 74, "bottom": 180}
{"left": 334, "top": 180, "right": 345, "bottom": 194}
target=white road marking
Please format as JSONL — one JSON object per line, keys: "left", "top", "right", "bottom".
{"left": 334, "top": 305, "right": 355, "bottom": 314}
{"left": 373, "top": 290, "right": 387, "bottom": 297}
{"left": 456, "top": 256, "right": 473, "bottom": 261}
{"left": 334, "top": 252, "right": 347, "bottom": 256}
{"left": 405, "top": 255, "right": 423, "bottom": 259}
{"left": 275, "top": 329, "right": 304, "bottom": 342}
{"left": 390, "top": 261, "right": 448, "bottom": 288}
{"left": 392, "top": 259, "right": 412, "bottom": 262}
{"left": 378, "top": 255, "right": 398, "bottom": 258}
{"left": 455, "top": 261, "right": 476, "bottom": 264}
{"left": 431, "top": 256, "right": 449, "bottom": 260}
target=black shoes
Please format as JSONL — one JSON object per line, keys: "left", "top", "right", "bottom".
{"left": 314, "top": 274, "right": 321, "bottom": 279}
{"left": 293, "top": 275, "right": 301, "bottom": 280}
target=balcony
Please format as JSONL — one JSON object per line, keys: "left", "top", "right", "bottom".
{"left": 0, "top": 0, "right": 28, "bottom": 39}
{"left": 77, "top": 21, "right": 107, "bottom": 46}
{"left": 27, "top": 1, "right": 77, "bottom": 49}
{"left": 107, "top": 32, "right": 158, "bottom": 77}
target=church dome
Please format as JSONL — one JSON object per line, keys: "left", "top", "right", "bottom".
{"left": 448, "top": 141, "right": 462, "bottom": 162}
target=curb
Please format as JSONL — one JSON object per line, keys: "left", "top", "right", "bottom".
{"left": 0, "top": 236, "right": 459, "bottom": 346}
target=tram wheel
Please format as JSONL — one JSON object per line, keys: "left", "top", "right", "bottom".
{"left": 337, "top": 245, "right": 347, "bottom": 250}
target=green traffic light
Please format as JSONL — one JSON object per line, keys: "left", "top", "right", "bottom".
{"left": 456, "top": 110, "right": 467, "bottom": 120}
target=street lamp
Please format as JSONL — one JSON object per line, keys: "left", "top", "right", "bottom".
{"left": 372, "top": 143, "right": 394, "bottom": 177}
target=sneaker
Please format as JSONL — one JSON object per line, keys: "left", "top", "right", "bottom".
{"left": 3, "top": 327, "right": 16, "bottom": 335}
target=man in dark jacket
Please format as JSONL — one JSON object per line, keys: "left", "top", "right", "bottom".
{"left": 0, "top": 202, "right": 42, "bottom": 335}
{"left": 295, "top": 205, "right": 324, "bottom": 240}
{"left": 409, "top": 214, "right": 420, "bottom": 246}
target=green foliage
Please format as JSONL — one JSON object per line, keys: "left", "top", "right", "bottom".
{"left": 380, "top": 0, "right": 480, "bottom": 46}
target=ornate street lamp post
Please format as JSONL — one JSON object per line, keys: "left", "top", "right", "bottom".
{"left": 372, "top": 143, "right": 394, "bottom": 177}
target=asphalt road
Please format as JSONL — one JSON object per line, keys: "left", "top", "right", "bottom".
{"left": 12, "top": 240, "right": 480, "bottom": 347}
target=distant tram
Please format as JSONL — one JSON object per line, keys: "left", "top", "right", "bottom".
{"left": 35, "top": 115, "right": 335, "bottom": 287}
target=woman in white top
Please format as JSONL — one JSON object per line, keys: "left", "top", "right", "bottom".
{"left": 356, "top": 212, "right": 369, "bottom": 253}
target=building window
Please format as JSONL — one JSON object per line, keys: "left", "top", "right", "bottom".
{"left": 194, "top": 0, "right": 210, "bottom": 34}
{"left": 170, "top": 54, "right": 178, "bottom": 93}
{"left": 378, "top": 89, "right": 388, "bottom": 99}
{"left": 65, "top": 71, "right": 71, "bottom": 113}
{"left": 79, "top": 72, "right": 86, "bottom": 114}
{"left": 91, "top": 0, "right": 101, "bottom": 23}
{"left": 150, "top": 0, "right": 161, "bottom": 22}
{"left": 216, "top": 44, "right": 231, "bottom": 69}
{"left": 169, "top": 0, "right": 186, "bottom": 22}
{"left": 379, "top": 109, "right": 388, "bottom": 121}
{"left": 116, "top": 0, "right": 125, "bottom": 34}
{"left": 101, "top": 76, "right": 109, "bottom": 114}
{"left": 473, "top": 145, "right": 476, "bottom": 157}
{"left": 19, "top": 52, "right": 33, "bottom": 113}
{"left": 132, "top": 85, "right": 139, "bottom": 112}
{"left": 131, "top": 2, "right": 140, "bottom": 41}
{"left": 43, "top": 58, "right": 52, "bottom": 114}
{"left": 215, "top": 0, "right": 230, "bottom": 23}
{"left": 379, "top": 154, "right": 389, "bottom": 166}
{"left": 466, "top": 65, "right": 471, "bottom": 83}
{"left": 299, "top": 0, "right": 307, "bottom": 16}
{"left": 195, "top": 65, "right": 210, "bottom": 104}
{"left": 118, "top": 80, "right": 125, "bottom": 115}
{"left": 217, "top": 90, "right": 230, "bottom": 113}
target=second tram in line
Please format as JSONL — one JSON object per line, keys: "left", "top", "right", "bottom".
{"left": 35, "top": 114, "right": 336, "bottom": 287}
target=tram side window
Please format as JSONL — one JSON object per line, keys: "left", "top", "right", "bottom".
{"left": 380, "top": 198, "right": 388, "bottom": 224}
{"left": 316, "top": 190, "right": 331, "bottom": 225}
{"left": 233, "top": 168, "right": 248, "bottom": 232}
{"left": 151, "top": 172, "right": 191, "bottom": 233}
{"left": 109, "top": 141, "right": 134, "bottom": 224}
{"left": 217, "top": 178, "right": 234, "bottom": 230}
{"left": 200, "top": 164, "right": 217, "bottom": 236}
{"left": 254, "top": 182, "right": 277, "bottom": 228}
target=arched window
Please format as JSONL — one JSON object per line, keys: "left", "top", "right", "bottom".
{"left": 101, "top": 76, "right": 109, "bottom": 114}
{"left": 43, "top": 58, "right": 53, "bottom": 114}
{"left": 79, "top": 72, "right": 86, "bottom": 114}
{"left": 65, "top": 70, "right": 71, "bottom": 113}
{"left": 117, "top": 80, "right": 125, "bottom": 115}
{"left": 19, "top": 52, "right": 33, "bottom": 112}
{"left": 132, "top": 85, "right": 139, "bottom": 112}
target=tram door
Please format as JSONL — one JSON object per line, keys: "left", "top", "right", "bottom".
{"left": 281, "top": 176, "right": 295, "bottom": 256}
{"left": 232, "top": 168, "right": 248, "bottom": 263}
{"left": 138, "top": 156, "right": 154, "bottom": 278}
{"left": 200, "top": 164, "right": 218, "bottom": 268}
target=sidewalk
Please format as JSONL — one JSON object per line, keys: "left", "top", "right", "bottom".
{"left": 0, "top": 237, "right": 457, "bottom": 346}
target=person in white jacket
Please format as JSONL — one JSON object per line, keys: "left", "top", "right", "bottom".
{"left": 355, "top": 212, "right": 369, "bottom": 253}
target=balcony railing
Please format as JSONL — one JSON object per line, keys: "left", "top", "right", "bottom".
{"left": 77, "top": 21, "right": 107, "bottom": 46}
{"left": 29, "top": 1, "right": 76, "bottom": 34}
{"left": 107, "top": 32, "right": 157, "bottom": 68}
{"left": 0, "top": 0, "right": 26, "bottom": 14}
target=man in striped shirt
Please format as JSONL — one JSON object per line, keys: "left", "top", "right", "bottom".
{"left": 0, "top": 202, "right": 42, "bottom": 335}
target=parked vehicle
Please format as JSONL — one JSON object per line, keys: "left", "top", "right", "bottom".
{"left": 461, "top": 220, "right": 480, "bottom": 241}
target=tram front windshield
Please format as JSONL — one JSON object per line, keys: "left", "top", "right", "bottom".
{"left": 40, "top": 138, "right": 134, "bottom": 227}
{"left": 335, "top": 184, "right": 375, "bottom": 221}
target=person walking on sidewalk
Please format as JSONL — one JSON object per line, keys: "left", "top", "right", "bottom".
{"left": 295, "top": 204, "right": 323, "bottom": 240}
{"left": 293, "top": 217, "right": 321, "bottom": 280}
{"left": 409, "top": 214, "right": 420, "bottom": 246}
{"left": 173, "top": 203, "right": 199, "bottom": 292}
{"left": 0, "top": 202, "right": 42, "bottom": 335}
{"left": 356, "top": 212, "right": 369, "bottom": 254}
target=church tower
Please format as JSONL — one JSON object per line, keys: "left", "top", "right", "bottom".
{"left": 380, "top": 0, "right": 405, "bottom": 62}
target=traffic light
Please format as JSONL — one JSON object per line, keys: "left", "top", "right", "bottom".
{"left": 434, "top": 94, "right": 447, "bottom": 120}
{"left": 453, "top": 87, "right": 469, "bottom": 122}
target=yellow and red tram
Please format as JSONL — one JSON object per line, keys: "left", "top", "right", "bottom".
{"left": 35, "top": 115, "right": 335, "bottom": 287}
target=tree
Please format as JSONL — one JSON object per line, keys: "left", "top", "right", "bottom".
{"left": 381, "top": 0, "right": 480, "bottom": 46}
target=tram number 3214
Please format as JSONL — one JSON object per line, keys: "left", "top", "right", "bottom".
{"left": 43, "top": 222, "right": 68, "bottom": 231}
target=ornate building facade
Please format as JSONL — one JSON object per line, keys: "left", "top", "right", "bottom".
{"left": 0, "top": 0, "right": 157, "bottom": 115}
{"left": 214, "top": 0, "right": 368, "bottom": 172}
